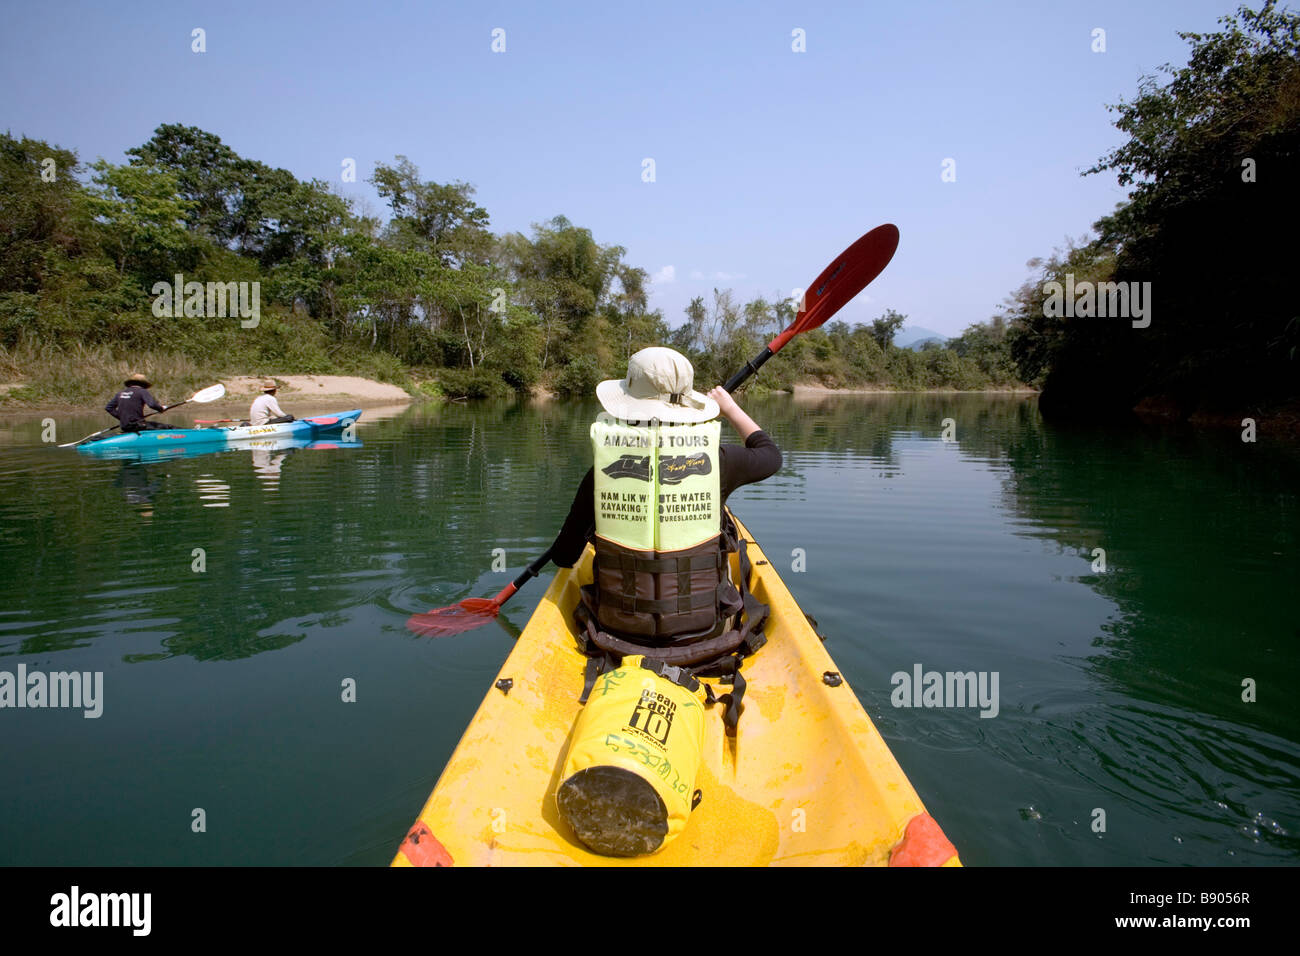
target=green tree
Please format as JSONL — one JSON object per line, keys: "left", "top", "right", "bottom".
{"left": 869, "top": 309, "right": 906, "bottom": 351}
{"left": 126, "top": 124, "right": 243, "bottom": 244}
{"left": 0, "top": 134, "right": 92, "bottom": 295}
{"left": 85, "top": 160, "right": 196, "bottom": 278}
{"left": 370, "top": 156, "right": 492, "bottom": 267}
{"left": 948, "top": 315, "right": 1017, "bottom": 383}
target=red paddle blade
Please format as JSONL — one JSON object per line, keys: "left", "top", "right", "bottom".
{"left": 406, "top": 597, "right": 503, "bottom": 637}
{"left": 771, "top": 223, "right": 900, "bottom": 352}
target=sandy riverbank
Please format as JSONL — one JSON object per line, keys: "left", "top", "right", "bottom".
{"left": 220, "top": 375, "right": 411, "bottom": 403}
{"left": 0, "top": 375, "right": 413, "bottom": 419}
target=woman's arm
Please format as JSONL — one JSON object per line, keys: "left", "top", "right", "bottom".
{"left": 549, "top": 468, "right": 596, "bottom": 568}
{"left": 710, "top": 388, "right": 782, "bottom": 497}
{"left": 707, "top": 386, "right": 761, "bottom": 440}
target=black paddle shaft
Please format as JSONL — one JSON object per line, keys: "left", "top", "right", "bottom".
{"left": 722, "top": 347, "right": 775, "bottom": 394}
{"left": 513, "top": 547, "right": 554, "bottom": 590}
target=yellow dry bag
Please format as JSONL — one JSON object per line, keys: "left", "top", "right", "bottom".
{"left": 556, "top": 656, "right": 707, "bottom": 856}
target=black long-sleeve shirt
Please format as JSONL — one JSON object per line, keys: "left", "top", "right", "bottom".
{"left": 550, "top": 429, "right": 782, "bottom": 568}
{"left": 105, "top": 385, "right": 164, "bottom": 427}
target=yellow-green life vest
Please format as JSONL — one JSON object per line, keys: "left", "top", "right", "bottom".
{"left": 591, "top": 418, "right": 721, "bottom": 552}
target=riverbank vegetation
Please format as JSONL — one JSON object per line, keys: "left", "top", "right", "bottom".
{"left": 1011, "top": 2, "right": 1299, "bottom": 430}
{"left": 1, "top": 126, "right": 1019, "bottom": 408}
{"left": 4, "top": 4, "right": 1292, "bottom": 426}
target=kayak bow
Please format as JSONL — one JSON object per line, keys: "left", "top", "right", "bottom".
{"left": 394, "top": 512, "right": 959, "bottom": 867}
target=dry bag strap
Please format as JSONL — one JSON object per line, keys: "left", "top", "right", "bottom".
{"left": 732, "top": 533, "right": 769, "bottom": 653}
{"left": 639, "top": 658, "right": 701, "bottom": 694}
{"left": 701, "top": 656, "right": 747, "bottom": 732}
{"left": 579, "top": 654, "right": 605, "bottom": 704}
{"left": 588, "top": 626, "right": 747, "bottom": 667}
{"left": 576, "top": 608, "right": 619, "bottom": 704}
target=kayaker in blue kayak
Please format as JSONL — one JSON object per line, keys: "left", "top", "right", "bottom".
{"left": 105, "top": 373, "right": 176, "bottom": 431}
{"left": 249, "top": 379, "right": 296, "bottom": 426}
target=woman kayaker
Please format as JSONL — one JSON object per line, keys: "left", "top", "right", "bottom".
{"left": 249, "top": 379, "right": 296, "bottom": 426}
{"left": 105, "top": 373, "right": 175, "bottom": 431}
{"left": 545, "top": 346, "right": 781, "bottom": 856}
{"left": 549, "top": 347, "right": 781, "bottom": 647}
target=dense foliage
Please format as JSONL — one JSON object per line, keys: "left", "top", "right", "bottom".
{"left": 1, "top": 124, "right": 1019, "bottom": 404}
{"left": 6, "top": 5, "right": 1291, "bottom": 415}
{"left": 1005, "top": 2, "right": 1299, "bottom": 423}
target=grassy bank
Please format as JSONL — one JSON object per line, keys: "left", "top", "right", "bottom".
{"left": 0, "top": 335, "right": 1041, "bottom": 411}
{"left": 0, "top": 320, "right": 414, "bottom": 409}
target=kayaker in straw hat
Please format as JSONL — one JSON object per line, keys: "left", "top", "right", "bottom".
{"left": 249, "top": 378, "right": 296, "bottom": 426}
{"left": 545, "top": 346, "right": 781, "bottom": 856}
{"left": 550, "top": 346, "right": 781, "bottom": 653}
{"left": 105, "top": 373, "right": 176, "bottom": 431}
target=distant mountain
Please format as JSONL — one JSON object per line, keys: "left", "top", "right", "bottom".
{"left": 895, "top": 326, "right": 949, "bottom": 350}
{"left": 907, "top": 337, "right": 945, "bottom": 350}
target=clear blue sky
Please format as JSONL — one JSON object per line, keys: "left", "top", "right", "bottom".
{"left": 1, "top": 0, "right": 1245, "bottom": 337}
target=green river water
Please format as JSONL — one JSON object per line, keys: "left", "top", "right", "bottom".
{"left": 1, "top": 393, "right": 1296, "bottom": 866}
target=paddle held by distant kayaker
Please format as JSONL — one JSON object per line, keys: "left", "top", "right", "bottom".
{"left": 249, "top": 379, "right": 296, "bottom": 426}
{"left": 105, "top": 373, "right": 175, "bottom": 431}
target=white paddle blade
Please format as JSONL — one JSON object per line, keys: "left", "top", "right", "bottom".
{"left": 191, "top": 384, "right": 226, "bottom": 403}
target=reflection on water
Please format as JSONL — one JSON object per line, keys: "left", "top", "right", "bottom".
{"left": 195, "top": 474, "right": 231, "bottom": 508}
{"left": 105, "top": 439, "right": 365, "bottom": 508}
{"left": 251, "top": 449, "right": 288, "bottom": 489}
{"left": 0, "top": 395, "right": 1296, "bottom": 866}
{"left": 112, "top": 462, "right": 163, "bottom": 518}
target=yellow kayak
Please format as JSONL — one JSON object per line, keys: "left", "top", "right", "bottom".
{"left": 394, "top": 512, "right": 960, "bottom": 867}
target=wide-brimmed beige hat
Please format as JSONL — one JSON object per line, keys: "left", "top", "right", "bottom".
{"left": 261, "top": 378, "right": 278, "bottom": 391}
{"left": 125, "top": 372, "right": 151, "bottom": 387}
{"left": 595, "top": 347, "right": 718, "bottom": 424}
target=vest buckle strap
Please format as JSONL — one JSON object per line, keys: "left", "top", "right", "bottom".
{"left": 613, "top": 550, "right": 724, "bottom": 574}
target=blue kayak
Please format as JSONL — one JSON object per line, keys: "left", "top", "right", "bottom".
{"left": 78, "top": 409, "right": 363, "bottom": 457}
{"left": 79, "top": 434, "right": 363, "bottom": 464}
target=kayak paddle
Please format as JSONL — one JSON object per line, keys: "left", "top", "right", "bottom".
{"left": 723, "top": 222, "right": 899, "bottom": 392}
{"left": 407, "top": 550, "right": 554, "bottom": 637}
{"left": 406, "top": 223, "right": 900, "bottom": 638}
{"left": 59, "top": 383, "right": 228, "bottom": 447}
